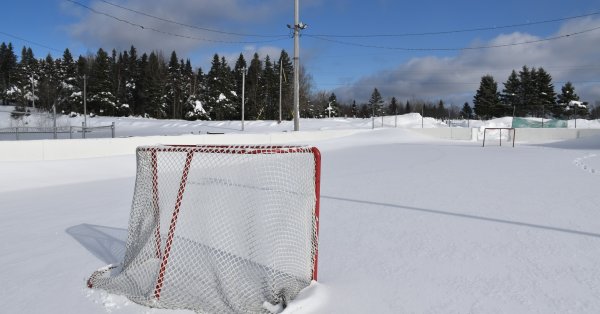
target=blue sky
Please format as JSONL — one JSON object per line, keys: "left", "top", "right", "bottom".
{"left": 1, "top": 0, "right": 600, "bottom": 106}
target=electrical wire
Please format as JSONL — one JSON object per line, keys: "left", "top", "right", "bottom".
{"left": 305, "top": 25, "right": 600, "bottom": 51}
{"left": 65, "top": 0, "right": 287, "bottom": 44}
{"left": 0, "top": 31, "right": 63, "bottom": 53}
{"left": 310, "top": 11, "right": 600, "bottom": 38}
{"left": 97, "top": 0, "right": 286, "bottom": 38}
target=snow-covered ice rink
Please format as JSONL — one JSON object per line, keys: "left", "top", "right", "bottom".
{"left": 1, "top": 114, "right": 600, "bottom": 313}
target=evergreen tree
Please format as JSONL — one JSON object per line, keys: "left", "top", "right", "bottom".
{"left": 109, "top": 49, "right": 126, "bottom": 115}
{"left": 350, "top": 100, "right": 358, "bottom": 118}
{"left": 473, "top": 75, "right": 502, "bottom": 119}
{"left": 358, "top": 103, "right": 369, "bottom": 118}
{"left": 534, "top": 67, "right": 556, "bottom": 118}
{"left": 134, "top": 53, "right": 150, "bottom": 116}
{"left": 37, "top": 54, "right": 61, "bottom": 111}
{"left": 21, "top": 47, "right": 38, "bottom": 108}
{"left": 165, "top": 51, "right": 182, "bottom": 119}
{"left": 262, "top": 55, "right": 278, "bottom": 120}
{"left": 325, "top": 92, "right": 340, "bottom": 117}
{"left": 460, "top": 102, "right": 473, "bottom": 119}
{"left": 298, "top": 65, "right": 313, "bottom": 119}
{"left": 518, "top": 66, "right": 537, "bottom": 116}
{"left": 0, "top": 43, "right": 320, "bottom": 122}
{"left": 232, "top": 53, "right": 247, "bottom": 120}
{"left": 436, "top": 100, "right": 447, "bottom": 119}
{"left": 589, "top": 103, "right": 600, "bottom": 119}
{"left": 557, "top": 82, "right": 586, "bottom": 118}
{"left": 405, "top": 101, "right": 412, "bottom": 113}
{"left": 113, "top": 50, "right": 131, "bottom": 116}
{"left": 126, "top": 46, "right": 141, "bottom": 115}
{"left": 218, "top": 56, "right": 237, "bottom": 120}
{"left": 179, "top": 58, "right": 195, "bottom": 119}
{"left": 89, "top": 48, "right": 118, "bottom": 116}
{"left": 204, "top": 54, "right": 236, "bottom": 120}
{"left": 10, "top": 46, "right": 36, "bottom": 107}
{"left": 185, "top": 67, "right": 209, "bottom": 120}
{"left": 388, "top": 97, "right": 399, "bottom": 115}
{"left": 276, "top": 50, "right": 293, "bottom": 120}
{"left": 0, "top": 43, "right": 18, "bottom": 105}
{"left": 529, "top": 67, "right": 555, "bottom": 118}
{"left": 501, "top": 70, "right": 520, "bottom": 116}
{"left": 245, "top": 53, "right": 262, "bottom": 119}
{"left": 557, "top": 82, "right": 578, "bottom": 105}
{"left": 368, "top": 88, "right": 384, "bottom": 117}
{"left": 56, "top": 49, "right": 81, "bottom": 114}
{"left": 144, "top": 52, "right": 166, "bottom": 118}
{"left": 76, "top": 55, "right": 90, "bottom": 116}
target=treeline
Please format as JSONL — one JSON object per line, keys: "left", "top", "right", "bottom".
{"left": 2, "top": 41, "right": 598, "bottom": 122}
{"left": 473, "top": 66, "right": 593, "bottom": 120}
{"left": 330, "top": 67, "right": 598, "bottom": 121}
{"left": 0, "top": 41, "right": 309, "bottom": 120}
{"left": 319, "top": 88, "right": 474, "bottom": 120}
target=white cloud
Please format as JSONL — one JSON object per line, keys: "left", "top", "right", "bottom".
{"left": 334, "top": 17, "right": 600, "bottom": 105}
{"left": 66, "top": 0, "right": 285, "bottom": 55}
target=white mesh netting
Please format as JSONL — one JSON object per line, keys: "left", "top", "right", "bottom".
{"left": 87, "top": 145, "right": 320, "bottom": 313}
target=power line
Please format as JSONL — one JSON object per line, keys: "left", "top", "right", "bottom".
{"left": 314, "top": 80, "right": 600, "bottom": 88}
{"left": 0, "top": 31, "right": 63, "bottom": 53}
{"left": 65, "top": 0, "right": 287, "bottom": 44}
{"left": 97, "top": 0, "right": 286, "bottom": 38}
{"left": 305, "top": 64, "right": 600, "bottom": 74}
{"left": 310, "top": 11, "right": 600, "bottom": 38}
{"left": 305, "top": 25, "right": 600, "bottom": 51}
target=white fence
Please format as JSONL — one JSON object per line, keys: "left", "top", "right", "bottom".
{"left": 411, "top": 127, "right": 600, "bottom": 142}
{"left": 0, "top": 129, "right": 362, "bottom": 161}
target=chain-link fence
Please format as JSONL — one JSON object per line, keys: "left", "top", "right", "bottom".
{"left": 0, "top": 123, "right": 115, "bottom": 141}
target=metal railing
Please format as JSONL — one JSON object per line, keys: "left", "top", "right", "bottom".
{"left": 0, "top": 122, "right": 115, "bottom": 141}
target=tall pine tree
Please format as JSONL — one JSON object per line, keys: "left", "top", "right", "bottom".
{"left": 276, "top": 50, "right": 293, "bottom": 120}
{"left": 88, "top": 48, "right": 117, "bottom": 116}
{"left": 262, "top": 55, "right": 278, "bottom": 120}
{"left": 473, "top": 75, "right": 502, "bottom": 119}
{"left": 501, "top": 70, "right": 520, "bottom": 116}
{"left": 369, "top": 88, "right": 384, "bottom": 117}
{"left": 534, "top": 67, "right": 556, "bottom": 118}
{"left": 245, "top": 53, "right": 263, "bottom": 120}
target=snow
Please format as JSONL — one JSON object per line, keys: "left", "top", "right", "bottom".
{"left": 569, "top": 100, "right": 587, "bottom": 108}
{"left": 193, "top": 100, "right": 206, "bottom": 114}
{"left": 6, "top": 85, "right": 21, "bottom": 95}
{"left": 1, "top": 111, "right": 600, "bottom": 313}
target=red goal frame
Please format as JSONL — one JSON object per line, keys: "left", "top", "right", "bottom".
{"left": 140, "top": 145, "right": 321, "bottom": 301}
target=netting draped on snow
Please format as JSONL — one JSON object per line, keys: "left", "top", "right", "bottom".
{"left": 88, "top": 145, "right": 321, "bottom": 313}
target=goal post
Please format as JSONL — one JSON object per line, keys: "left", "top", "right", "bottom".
{"left": 88, "top": 145, "right": 321, "bottom": 313}
{"left": 482, "top": 127, "right": 516, "bottom": 147}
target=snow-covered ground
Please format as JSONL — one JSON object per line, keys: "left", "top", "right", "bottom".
{"left": 1, "top": 110, "right": 600, "bottom": 313}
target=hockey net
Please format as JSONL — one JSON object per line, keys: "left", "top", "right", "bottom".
{"left": 87, "top": 145, "right": 321, "bottom": 313}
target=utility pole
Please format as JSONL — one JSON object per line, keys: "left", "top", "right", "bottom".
{"left": 83, "top": 75, "right": 87, "bottom": 128}
{"left": 290, "top": 0, "right": 307, "bottom": 131}
{"left": 279, "top": 58, "right": 283, "bottom": 124}
{"left": 31, "top": 75, "right": 35, "bottom": 110}
{"left": 52, "top": 102, "right": 57, "bottom": 139}
{"left": 241, "top": 67, "right": 246, "bottom": 131}
{"left": 372, "top": 104, "right": 375, "bottom": 129}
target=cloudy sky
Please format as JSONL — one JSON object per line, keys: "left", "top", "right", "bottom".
{"left": 1, "top": 0, "right": 599, "bottom": 106}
